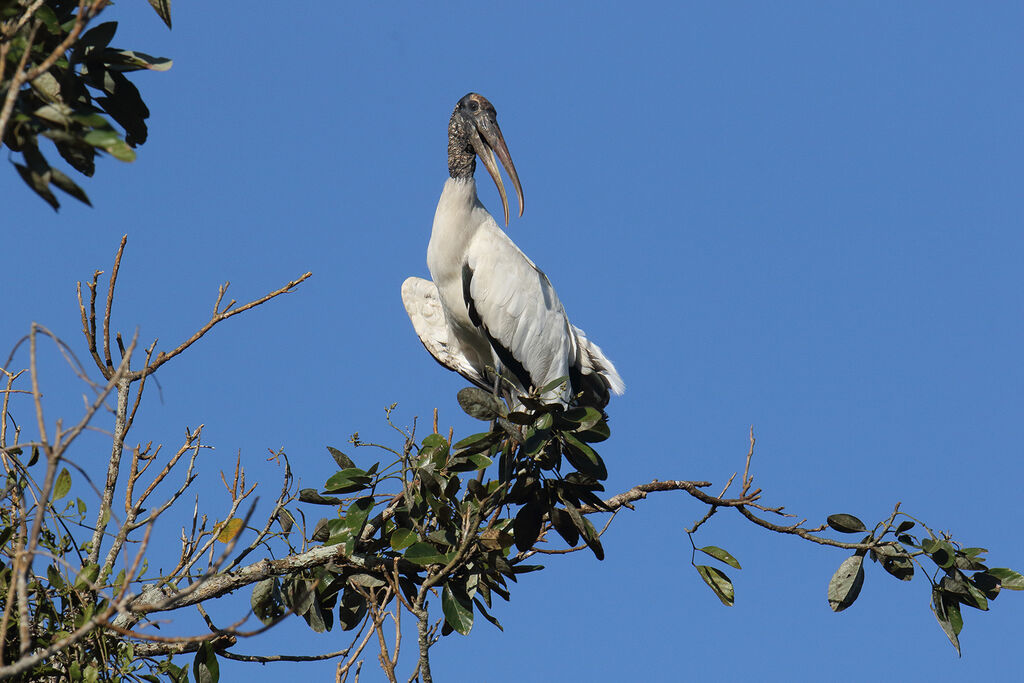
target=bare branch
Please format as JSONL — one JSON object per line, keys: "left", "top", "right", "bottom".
{"left": 138, "top": 271, "right": 312, "bottom": 380}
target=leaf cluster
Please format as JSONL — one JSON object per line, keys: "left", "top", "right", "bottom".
{"left": 0, "top": 467, "right": 160, "bottom": 681}
{"left": 822, "top": 513, "right": 1023, "bottom": 655}
{"left": 262, "top": 384, "right": 618, "bottom": 649}
{"left": 1, "top": 1, "right": 172, "bottom": 209}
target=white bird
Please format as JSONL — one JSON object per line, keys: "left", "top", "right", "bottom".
{"left": 402, "top": 93, "right": 623, "bottom": 408}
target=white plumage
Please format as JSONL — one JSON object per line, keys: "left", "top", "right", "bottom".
{"left": 402, "top": 93, "right": 623, "bottom": 408}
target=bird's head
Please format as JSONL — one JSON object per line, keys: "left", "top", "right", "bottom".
{"left": 449, "top": 93, "right": 525, "bottom": 226}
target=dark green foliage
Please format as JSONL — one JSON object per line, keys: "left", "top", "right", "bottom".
{"left": 1, "top": 2, "right": 172, "bottom": 210}
{"left": 827, "top": 513, "right": 867, "bottom": 534}
{"left": 813, "top": 510, "right": 1019, "bottom": 654}
{"left": 270, "top": 390, "right": 620, "bottom": 644}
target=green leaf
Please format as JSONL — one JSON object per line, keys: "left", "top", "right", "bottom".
{"left": 327, "top": 446, "right": 355, "bottom": 469}
{"left": 390, "top": 528, "right": 417, "bottom": 551}
{"left": 522, "top": 428, "right": 550, "bottom": 457}
{"left": 404, "top": 542, "right": 450, "bottom": 566}
{"left": 557, "top": 406, "right": 603, "bottom": 430}
{"left": 560, "top": 433, "right": 607, "bottom": 480}
{"left": 281, "top": 576, "right": 314, "bottom": 615}
{"left": 419, "top": 433, "right": 449, "bottom": 464}
{"left": 338, "top": 590, "right": 367, "bottom": 631}
{"left": 251, "top": 577, "right": 284, "bottom": 625}
{"left": 827, "top": 554, "right": 864, "bottom": 612}
{"left": 147, "top": 0, "right": 172, "bottom": 29}
{"left": 348, "top": 573, "right": 386, "bottom": 588}
{"left": 453, "top": 431, "right": 498, "bottom": 454}
{"left": 47, "top": 564, "right": 65, "bottom": 591}
{"left": 14, "top": 163, "right": 59, "bottom": 210}
{"left": 323, "top": 468, "right": 371, "bottom": 494}
{"left": 427, "top": 528, "right": 458, "bottom": 548}
{"left": 696, "top": 565, "right": 735, "bottom": 606}
{"left": 192, "top": 641, "right": 219, "bottom": 683}
{"left": 513, "top": 502, "right": 544, "bottom": 552}
{"left": 988, "top": 567, "right": 1024, "bottom": 590}
{"left": 442, "top": 583, "right": 474, "bottom": 635}
{"left": 49, "top": 168, "right": 91, "bottom": 206}
{"left": 53, "top": 468, "right": 71, "bottom": 501}
{"left": 826, "top": 514, "right": 867, "bottom": 534}
{"left": 924, "top": 540, "right": 956, "bottom": 569}
{"left": 74, "top": 22, "right": 118, "bottom": 61}
{"left": 931, "top": 588, "right": 962, "bottom": 656}
{"left": 577, "top": 514, "right": 604, "bottom": 561}
{"left": 473, "top": 597, "right": 503, "bottom": 631}
{"left": 303, "top": 598, "right": 330, "bottom": 633}
{"left": 344, "top": 496, "right": 375, "bottom": 534}
{"left": 549, "top": 507, "right": 579, "bottom": 547}
{"left": 964, "top": 580, "right": 990, "bottom": 611}
{"left": 873, "top": 544, "right": 914, "bottom": 581}
{"left": 35, "top": 5, "right": 60, "bottom": 33}
{"left": 539, "top": 375, "right": 569, "bottom": 395}
{"left": 457, "top": 387, "right": 506, "bottom": 420}
{"left": 970, "top": 571, "right": 1001, "bottom": 600}
{"left": 74, "top": 563, "right": 99, "bottom": 590}
{"left": 82, "top": 129, "right": 135, "bottom": 161}
{"left": 466, "top": 453, "right": 493, "bottom": 470}
{"left": 421, "top": 433, "right": 448, "bottom": 449}
{"left": 575, "top": 420, "right": 611, "bottom": 443}
{"left": 895, "top": 520, "right": 915, "bottom": 534}
{"left": 698, "top": 545, "right": 742, "bottom": 570}
{"left": 106, "top": 139, "right": 136, "bottom": 162}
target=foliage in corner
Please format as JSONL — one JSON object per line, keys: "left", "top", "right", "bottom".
{"left": 0, "top": 0, "right": 172, "bottom": 210}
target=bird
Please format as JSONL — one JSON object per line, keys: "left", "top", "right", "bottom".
{"left": 402, "top": 93, "right": 623, "bottom": 409}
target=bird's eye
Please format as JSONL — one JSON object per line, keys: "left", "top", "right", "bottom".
{"left": 468, "top": 100, "right": 479, "bottom": 112}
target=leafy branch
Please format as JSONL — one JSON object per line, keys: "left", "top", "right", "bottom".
{"left": 1, "top": 0, "right": 173, "bottom": 209}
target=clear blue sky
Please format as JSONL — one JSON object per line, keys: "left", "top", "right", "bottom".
{"left": 4, "top": 2, "right": 1022, "bottom": 681}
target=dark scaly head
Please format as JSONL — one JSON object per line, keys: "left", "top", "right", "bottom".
{"left": 447, "top": 93, "right": 525, "bottom": 226}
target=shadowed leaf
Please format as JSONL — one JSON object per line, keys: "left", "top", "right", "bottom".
{"left": 560, "top": 433, "right": 607, "bottom": 480}
{"left": 457, "top": 387, "right": 506, "bottom": 420}
{"left": 696, "top": 565, "right": 734, "bottom": 606}
{"left": 827, "top": 554, "right": 864, "bottom": 612}
{"left": 147, "top": 0, "right": 172, "bottom": 28}
{"left": 931, "top": 588, "right": 962, "bottom": 656}
{"left": 327, "top": 446, "right": 355, "bottom": 469}
{"left": 988, "top": 568, "right": 1024, "bottom": 590}
{"left": 826, "top": 514, "right": 867, "bottom": 534}
{"left": 49, "top": 168, "right": 91, "bottom": 206}
{"left": 404, "top": 542, "right": 450, "bottom": 566}
{"left": 473, "top": 597, "right": 503, "bottom": 631}
{"left": 192, "top": 641, "right": 219, "bottom": 683}
{"left": 298, "top": 489, "right": 342, "bottom": 506}
{"left": 442, "top": 582, "right": 474, "bottom": 636}
{"left": 513, "top": 502, "right": 544, "bottom": 552}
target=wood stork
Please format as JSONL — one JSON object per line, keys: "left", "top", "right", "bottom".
{"left": 402, "top": 93, "right": 623, "bottom": 408}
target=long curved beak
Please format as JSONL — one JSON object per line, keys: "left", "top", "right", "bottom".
{"left": 469, "top": 116, "right": 524, "bottom": 226}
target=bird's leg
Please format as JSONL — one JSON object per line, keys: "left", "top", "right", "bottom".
{"left": 489, "top": 357, "right": 506, "bottom": 401}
